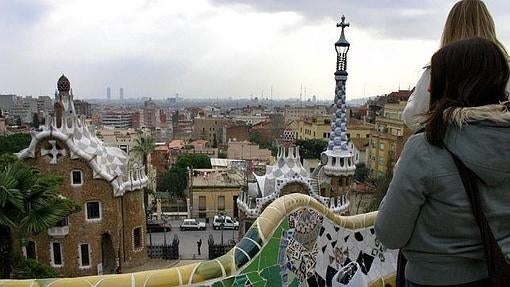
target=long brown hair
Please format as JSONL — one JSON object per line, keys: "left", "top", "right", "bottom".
{"left": 425, "top": 37, "right": 509, "bottom": 147}
{"left": 442, "top": 0, "right": 508, "bottom": 56}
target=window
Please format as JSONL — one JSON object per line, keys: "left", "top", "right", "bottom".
{"left": 198, "top": 196, "right": 206, "bottom": 211}
{"left": 85, "top": 201, "right": 101, "bottom": 221}
{"left": 379, "top": 143, "right": 385, "bottom": 150}
{"left": 51, "top": 242, "right": 63, "bottom": 266}
{"left": 218, "top": 196, "right": 225, "bottom": 211}
{"left": 79, "top": 243, "right": 90, "bottom": 268}
{"left": 55, "top": 216, "right": 68, "bottom": 227}
{"left": 71, "top": 170, "right": 82, "bottom": 186}
{"left": 133, "top": 227, "right": 142, "bottom": 249}
{"left": 26, "top": 241, "right": 36, "bottom": 259}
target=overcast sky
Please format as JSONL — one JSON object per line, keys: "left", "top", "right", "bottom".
{"left": 1, "top": 0, "right": 510, "bottom": 101}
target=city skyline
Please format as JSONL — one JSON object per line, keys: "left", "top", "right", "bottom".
{"left": 1, "top": 0, "right": 510, "bottom": 100}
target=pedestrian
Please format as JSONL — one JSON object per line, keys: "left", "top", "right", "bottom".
{"left": 375, "top": 37, "right": 510, "bottom": 286}
{"left": 402, "top": 0, "right": 510, "bottom": 131}
{"left": 197, "top": 239, "right": 202, "bottom": 256}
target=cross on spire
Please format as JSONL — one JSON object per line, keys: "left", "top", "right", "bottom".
{"left": 336, "top": 15, "right": 350, "bottom": 32}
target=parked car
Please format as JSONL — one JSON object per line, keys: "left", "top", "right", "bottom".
{"left": 147, "top": 220, "right": 172, "bottom": 232}
{"left": 180, "top": 219, "right": 206, "bottom": 231}
{"left": 212, "top": 215, "right": 239, "bottom": 230}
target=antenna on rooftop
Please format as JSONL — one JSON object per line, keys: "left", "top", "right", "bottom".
{"left": 300, "top": 84, "right": 303, "bottom": 107}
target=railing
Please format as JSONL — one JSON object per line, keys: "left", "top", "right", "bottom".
{"left": 1, "top": 194, "right": 395, "bottom": 287}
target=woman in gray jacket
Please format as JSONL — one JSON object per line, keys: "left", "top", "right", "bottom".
{"left": 402, "top": 0, "right": 509, "bottom": 130}
{"left": 375, "top": 37, "right": 510, "bottom": 286}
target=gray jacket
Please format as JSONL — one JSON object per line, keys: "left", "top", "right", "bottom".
{"left": 375, "top": 104, "right": 510, "bottom": 285}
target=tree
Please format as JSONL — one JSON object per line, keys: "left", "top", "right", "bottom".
{"left": 131, "top": 135, "right": 156, "bottom": 174}
{"left": 249, "top": 131, "right": 262, "bottom": 145}
{"left": 158, "top": 154, "right": 212, "bottom": 198}
{"left": 354, "top": 163, "right": 369, "bottom": 183}
{"left": 366, "top": 172, "right": 393, "bottom": 212}
{"left": 12, "top": 257, "right": 58, "bottom": 279}
{"left": 0, "top": 162, "right": 78, "bottom": 278}
{"left": 174, "top": 154, "right": 211, "bottom": 169}
{"left": 158, "top": 167, "right": 188, "bottom": 198}
{"left": 0, "top": 134, "right": 32, "bottom": 155}
{"left": 295, "top": 139, "right": 328, "bottom": 159}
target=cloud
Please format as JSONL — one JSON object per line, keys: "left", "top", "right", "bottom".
{"left": 212, "top": 0, "right": 453, "bottom": 40}
{"left": 1, "top": 0, "right": 509, "bottom": 101}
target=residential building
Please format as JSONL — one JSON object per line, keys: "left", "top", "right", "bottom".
{"left": 151, "top": 143, "right": 170, "bottom": 178}
{"left": 101, "top": 111, "right": 133, "bottom": 128}
{"left": 73, "top": 99, "right": 92, "bottom": 118}
{"left": 231, "top": 115, "right": 268, "bottom": 126}
{"left": 0, "top": 94, "right": 16, "bottom": 110}
{"left": 227, "top": 141, "right": 272, "bottom": 163}
{"left": 190, "top": 169, "right": 244, "bottom": 220}
{"left": 284, "top": 105, "right": 327, "bottom": 122}
{"left": 226, "top": 123, "right": 250, "bottom": 142}
{"left": 367, "top": 91, "right": 412, "bottom": 177}
{"left": 192, "top": 117, "right": 230, "bottom": 146}
{"left": 347, "top": 119, "right": 374, "bottom": 140}
{"left": 294, "top": 115, "right": 332, "bottom": 140}
{"left": 96, "top": 127, "right": 141, "bottom": 154}
{"left": 16, "top": 76, "right": 148, "bottom": 276}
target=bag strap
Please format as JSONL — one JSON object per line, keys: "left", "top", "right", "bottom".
{"left": 444, "top": 148, "right": 496, "bottom": 276}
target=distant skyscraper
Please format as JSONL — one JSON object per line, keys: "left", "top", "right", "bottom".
{"left": 119, "top": 88, "right": 124, "bottom": 100}
{"left": 106, "top": 87, "right": 111, "bottom": 100}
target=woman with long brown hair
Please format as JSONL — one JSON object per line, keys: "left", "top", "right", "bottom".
{"left": 376, "top": 37, "right": 510, "bottom": 286}
{"left": 402, "top": 0, "right": 509, "bottom": 130}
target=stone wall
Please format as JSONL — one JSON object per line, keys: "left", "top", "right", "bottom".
{"left": 22, "top": 137, "right": 146, "bottom": 277}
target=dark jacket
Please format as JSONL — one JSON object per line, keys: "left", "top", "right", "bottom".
{"left": 375, "top": 104, "right": 510, "bottom": 285}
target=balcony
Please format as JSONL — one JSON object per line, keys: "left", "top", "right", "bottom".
{"left": 47, "top": 226, "right": 69, "bottom": 238}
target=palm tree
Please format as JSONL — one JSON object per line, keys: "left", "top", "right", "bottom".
{"left": 0, "top": 162, "right": 77, "bottom": 278}
{"left": 132, "top": 135, "right": 156, "bottom": 174}
{"left": 132, "top": 135, "right": 156, "bottom": 208}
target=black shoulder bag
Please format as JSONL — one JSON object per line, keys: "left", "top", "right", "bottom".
{"left": 447, "top": 149, "right": 510, "bottom": 286}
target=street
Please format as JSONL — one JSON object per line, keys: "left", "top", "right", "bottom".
{"left": 146, "top": 219, "right": 240, "bottom": 259}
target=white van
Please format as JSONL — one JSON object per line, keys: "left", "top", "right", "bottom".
{"left": 212, "top": 215, "right": 239, "bottom": 230}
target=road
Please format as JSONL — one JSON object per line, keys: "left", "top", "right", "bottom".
{"left": 146, "top": 219, "right": 240, "bottom": 260}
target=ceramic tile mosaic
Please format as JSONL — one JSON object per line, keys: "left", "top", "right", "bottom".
{"left": 0, "top": 194, "right": 395, "bottom": 287}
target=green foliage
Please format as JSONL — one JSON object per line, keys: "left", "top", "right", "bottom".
{"left": 0, "top": 161, "right": 78, "bottom": 278}
{"left": 12, "top": 257, "right": 58, "bottom": 279}
{"left": 0, "top": 154, "right": 19, "bottom": 170}
{"left": 0, "top": 161, "right": 77, "bottom": 233}
{"left": 158, "top": 167, "right": 187, "bottom": 197}
{"left": 175, "top": 153, "right": 211, "bottom": 169}
{"left": 354, "top": 163, "right": 369, "bottom": 183}
{"left": 294, "top": 139, "right": 328, "bottom": 159}
{"left": 0, "top": 134, "right": 31, "bottom": 155}
{"left": 158, "top": 154, "right": 211, "bottom": 198}
{"left": 249, "top": 131, "right": 262, "bottom": 145}
{"left": 132, "top": 135, "right": 156, "bottom": 171}
{"left": 367, "top": 172, "right": 393, "bottom": 212}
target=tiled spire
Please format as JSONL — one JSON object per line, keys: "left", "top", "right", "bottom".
{"left": 321, "top": 15, "right": 355, "bottom": 177}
